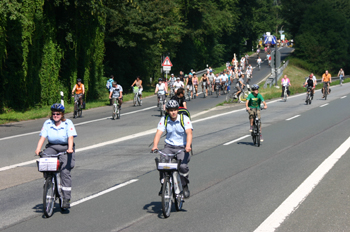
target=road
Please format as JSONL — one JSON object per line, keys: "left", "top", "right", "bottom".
{"left": 5, "top": 47, "right": 349, "bottom": 232}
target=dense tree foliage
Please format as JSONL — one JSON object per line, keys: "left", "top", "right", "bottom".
{"left": 6, "top": 0, "right": 347, "bottom": 112}
{"left": 282, "top": 0, "right": 350, "bottom": 74}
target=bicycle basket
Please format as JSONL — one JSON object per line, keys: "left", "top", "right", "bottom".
{"left": 37, "top": 158, "right": 60, "bottom": 172}
{"left": 133, "top": 86, "right": 139, "bottom": 93}
{"left": 157, "top": 163, "right": 178, "bottom": 171}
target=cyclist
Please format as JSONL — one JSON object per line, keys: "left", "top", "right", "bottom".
{"left": 309, "top": 73, "right": 317, "bottom": 96}
{"left": 109, "top": 81, "right": 123, "bottom": 109}
{"left": 185, "top": 73, "right": 194, "bottom": 99}
{"left": 192, "top": 73, "right": 199, "bottom": 97}
{"left": 168, "top": 74, "right": 176, "bottom": 96}
{"left": 281, "top": 75, "right": 291, "bottom": 100}
{"left": 35, "top": 103, "right": 77, "bottom": 209}
{"left": 303, "top": 75, "right": 315, "bottom": 101}
{"left": 235, "top": 74, "right": 245, "bottom": 101}
{"left": 173, "top": 77, "right": 184, "bottom": 94}
{"left": 246, "top": 68, "right": 252, "bottom": 83}
{"left": 155, "top": 78, "right": 166, "bottom": 110}
{"left": 152, "top": 100, "right": 193, "bottom": 198}
{"left": 221, "top": 72, "right": 228, "bottom": 92}
{"left": 246, "top": 84, "right": 267, "bottom": 141}
{"left": 106, "top": 75, "right": 114, "bottom": 105}
{"left": 71, "top": 78, "right": 85, "bottom": 109}
{"left": 240, "top": 57, "right": 246, "bottom": 70}
{"left": 171, "top": 87, "right": 187, "bottom": 109}
{"left": 257, "top": 57, "right": 262, "bottom": 69}
{"left": 208, "top": 70, "right": 215, "bottom": 92}
{"left": 131, "top": 76, "right": 143, "bottom": 103}
{"left": 338, "top": 68, "right": 345, "bottom": 86}
{"left": 245, "top": 54, "right": 249, "bottom": 65}
{"left": 214, "top": 73, "right": 222, "bottom": 95}
{"left": 266, "top": 53, "right": 271, "bottom": 67}
{"left": 322, "top": 70, "right": 332, "bottom": 98}
{"left": 179, "top": 71, "right": 185, "bottom": 82}
{"left": 201, "top": 73, "right": 209, "bottom": 96}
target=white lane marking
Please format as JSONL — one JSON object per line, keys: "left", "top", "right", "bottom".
{"left": 320, "top": 103, "right": 329, "bottom": 108}
{"left": 254, "top": 136, "right": 350, "bottom": 232}
{"left": 0, "top": 106, "right": 157, "bottom": 141}
{"left": 71, "top": 179, "right": 138, "bottom": 207}
{"left": 286, "top": 115, "right": 300, "bottom": 121}
{"left": 0, "top": 107, "right": 249, "bottom": 172}
{"left": 341, "top": 96, "right": 347, "bottom": 99}
{"left": 224, "top": 135, "right": 250, "bottom": 145}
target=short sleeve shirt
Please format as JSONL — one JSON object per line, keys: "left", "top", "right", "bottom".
{"left": 110, "top": 84, "right": 123, "bottom": 98}
{"left": 247, "top": 93, "right": 264, "bottom": 109}
{"left": 171, "top": 95, "right": 186, "bottom": 107}
{"left": 156, "top": 83, "right": 166, "bottom": 94}
{"left": 173, "top": 81, "right": 184, "bottom": 89}
{"left": 40, "top": 119, "right": 77, "bottom": 144}
{"left": 157, "top": 115, "right": 193, "bottom": 146}
{"left": 322, "top": 73, "right": 331, "bottom": 82}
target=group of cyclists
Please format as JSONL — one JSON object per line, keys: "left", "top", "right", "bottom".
{"left": 39, "top": 50, "right": 344, "bottom": 213}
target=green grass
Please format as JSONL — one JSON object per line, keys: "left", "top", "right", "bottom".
{"left": 0, "top": 89, "right": 155, "bottom": 125}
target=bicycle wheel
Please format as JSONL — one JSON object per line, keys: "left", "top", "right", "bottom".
{"left": 117, "top": 107, "right": 120, "bottom": 119}
{"left": 174, "top": 178, "right": 183, "bottom": 211}
{"left": 252, "top": 131, "right": 256, "bottom": 145}
{"left": 133, "top": 95, "right": 137, "bottom": 106}
{"left": 73, "top": 103, "right": 77, "bottom": 118}
{"left": 256, "top": 121, "right": 260, "bottom": 147}
{"left": 324, "top": 88, "right": 328, "bottom": 100}
{"left": 113, "top": 105, "right": 117, "bottom": 120}
{"left": 162, "top": 177, "right": 172, "bottom": 218}
{"left": 216, "top": 88, "right": 219, "bottom": 98}
{"left": 78, "top": 106, "right": 82, "bottom": 118}
{"left": 239, "top": 91, "right": 248, "bottom": 102}
{"left": 43, "top": 176, "right": 56, "bottom": 218}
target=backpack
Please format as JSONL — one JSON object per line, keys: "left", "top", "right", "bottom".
{"left": 164, "top": 114, "right": 186, "bottom": 133}
{"left": 106, "top": 79, "right": 112, "bottom": 89}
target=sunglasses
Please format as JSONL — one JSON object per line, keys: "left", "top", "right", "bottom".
{"left": 52, "top": 113, "right": 61, "bottom": 116}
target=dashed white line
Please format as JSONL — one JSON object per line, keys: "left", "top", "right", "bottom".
{"left": 341, "top": 96, "right": 347, "bottom": 99}
{"left": 71, "top": 179, "right": 138, "bottom": 207}
{"left": 286, "top": 115, "right": 300, "bottom": 121}
{"left": 224, "top": 135, "right": 250, "bottom": 145}
{"left": 254, "top": 136, "right": 350, "bottom": 232}
{"left": 320, "top": 103, "right": 329, "bottom": 108}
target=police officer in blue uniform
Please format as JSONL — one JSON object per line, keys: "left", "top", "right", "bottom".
{"left": 35, "top": 103, "right": 77, "bottom": 208}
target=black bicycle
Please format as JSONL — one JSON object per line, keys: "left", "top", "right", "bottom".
{"left": 215, "top": 83, "right": 220, "bottom": 97}
{"left": 305, "top": 86, "right": 313, "bottom": 105}
{"left": 72, "top": 94, "right": 83, "bottom": 118}
{"left": 249, "top": 108, "right": 264, "bottom": 147}
{"left": 37, "top": 152, "right": 68, "bottom": 217}
{"left": 154, "top": 149, "right": 184, "bottom": 218}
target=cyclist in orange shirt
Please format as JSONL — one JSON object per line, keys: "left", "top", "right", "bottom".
{"left": 321, "top": 70, "right": 332, "bottom": 97}
{"left": 72, "top": 78, "right": 85, "bottom": 108}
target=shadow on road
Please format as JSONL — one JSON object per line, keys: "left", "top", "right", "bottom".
{"left": 237, "top": 141, "right": 255, "bottom": 146}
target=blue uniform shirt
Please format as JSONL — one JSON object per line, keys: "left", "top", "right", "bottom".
{"left": 40, "top": 119, "right": 77, "bottom": 144}
{"left": 157, "top": 114, "right": 193, "bottom": 146}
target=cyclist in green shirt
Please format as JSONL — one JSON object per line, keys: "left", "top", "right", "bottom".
{"left": 245, "top": 84, "right": 267, "bottom": 141}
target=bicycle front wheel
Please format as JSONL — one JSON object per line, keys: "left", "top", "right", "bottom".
{"left": 162, "top": 177, "right": 172, "bottom": 218}
{"left": 113, "top": 105, "right": 117, "bottom": 120}
{"left": 78, "top": 107, "right": 82, "bottom": 118}
{"left": 133, "top": 95, "right": 137, "bottom": 106}
{"left": 43, "top": 176, "right": 56, "bottom": 218}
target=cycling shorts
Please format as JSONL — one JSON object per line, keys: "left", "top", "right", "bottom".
{"left": 158, "top": 94, "right": 166, "bottom": 101}
{"left": 187, "top": 85, "right": 193, "bottom": 91}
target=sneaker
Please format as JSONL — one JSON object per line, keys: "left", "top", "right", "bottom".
{"left": 183, "top": 185, "right": 190, "bottom": 199}
{"left": 260, "top": 134, "right": 264, "bottom": 142}
{"left": 249, "top": 126, "right": 253, "bottom": 132}
{"left": 234, "top": 95, "right": 237, "bottom": 99}
{"left": 158, "top": 185, "right": 163, "bottom": 196}
{"left": 62, "top": 199, "right": 70, "bottom": 208}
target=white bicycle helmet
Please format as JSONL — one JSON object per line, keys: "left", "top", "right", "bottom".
{"left": 166, "top": 100, "right": 179, "bottom": 109}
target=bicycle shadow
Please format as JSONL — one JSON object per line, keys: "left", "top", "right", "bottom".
{"left": 33, "top": 203, "right": 70, "bottom": 218}
{"left": 237, "top": 141, "right": 255, "bottom": 146}
{"left": 143, "top": 201, "right": 163, "bottom": 218}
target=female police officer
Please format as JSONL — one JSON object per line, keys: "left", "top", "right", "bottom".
{"left": 35, "top": 103, "right": 77, "bottom": 208}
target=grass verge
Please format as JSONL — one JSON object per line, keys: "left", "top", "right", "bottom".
{"left": 0, "top": 89, "right": 155, "bottom": 125}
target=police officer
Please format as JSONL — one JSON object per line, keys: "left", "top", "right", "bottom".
{"left": 152, "top": 100, "right": 193, "bottom": 198}
{"left": 35, "top": 103, "right": 77, "bottom": 209}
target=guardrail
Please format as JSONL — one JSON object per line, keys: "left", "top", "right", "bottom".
{"left": 264, "top": 60, "right": 289, "bottom": 88}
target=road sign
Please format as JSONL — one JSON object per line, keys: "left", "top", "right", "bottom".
{"left": 163, "top": 66, "right": 171, "bottom": 71}
{"left": 162, "top": 56, "right": 173, "bottom": 67}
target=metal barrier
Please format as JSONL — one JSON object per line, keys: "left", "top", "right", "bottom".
{"left": 264, "top": 60, "right": 289, "bottom": 88}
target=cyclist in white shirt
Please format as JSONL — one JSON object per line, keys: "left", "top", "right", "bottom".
{"left": 155, "top": 78, "right": 167, "bottom": 110}
{"left": 173, "top": 77, "right": 184, "bottom": 94}
{"left": 240, "top": 57, "right": 246, "bottom": 70}
{"left": 207, "top": 70, "right": 215, "bottom": 92}
{"left": 257, "top": 57, "right": 262, "bottom": 68}
{"left": 221, "top": 72, "right": 228, "bottom": 92}
{"left": 214, "top": 73, "right": 222, "bottom": 95}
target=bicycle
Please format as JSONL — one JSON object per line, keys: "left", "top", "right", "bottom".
{"left": 187, "top": 85, "right": 192, "bottom": 101}
{"left": 257, "top": 62, "right": 261, "bottom": 71}
{"left": 132, "top": 86, "right": 141, "bottom": 106}
{"left": 202, "top": 82, "right": 207, "bottom": 98}
{"left": 208, "top": 82, "right": 213, "bottom": 95}
{"left": 305, "top": 87, "right": 312, "bottom": 105}
{"left": 169, "top": 86, "right": 175, "bottom": 98}
{"left": 72, "top": 94, "right": 83, "bottom": 118}
{"left": 193, "top": 85, "right": 197, "bottom": 99}
{"left": 282, "top": 85, "right": 289, "bottom": 102}
{"left": 238, "top": 84, "right": 250, "bottom": 102}
{"left": 112, "top": 98, "right": 120, "bottom": 119}
{"left": 153, "top": 149, "right": 185, "bottom": 218}
{"left": 215, "top": 83, "right": 220, "bottom": 97}
{"left": 322, "top": 83, "right": 329, "bottom": 100}
{"left": 36, "top": 152, "right": 68, "bottom": 217}
{"left": 158, "top": 93, "right": 166, "bottom": 117}
{"left": 249, "top": 108, "right": 264, "bottom": 147}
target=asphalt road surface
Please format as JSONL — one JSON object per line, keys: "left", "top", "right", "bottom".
{"left": 6, "top": 48, "right": 350, "bottom": 232}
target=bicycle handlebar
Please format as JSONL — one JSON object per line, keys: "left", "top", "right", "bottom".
{"left": 37, "top": 151, "right": 67, "bottom": 157}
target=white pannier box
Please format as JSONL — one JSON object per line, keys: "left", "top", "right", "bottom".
{"left": 157, "top": 163, "right": 178, "bottom": 170}
{"left": 38, "top": 158, "right": 59, "bottom": 172}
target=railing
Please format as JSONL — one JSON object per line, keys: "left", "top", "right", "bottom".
{"left": 264, "top": 60, "right": 289, "bottom": 88}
